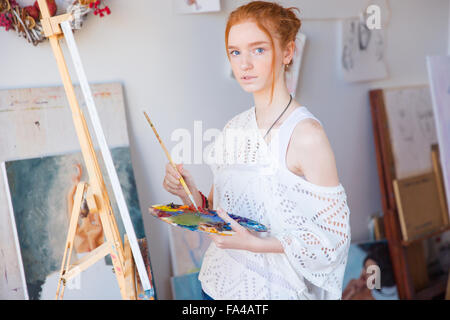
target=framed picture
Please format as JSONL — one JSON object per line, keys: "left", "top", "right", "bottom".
{"left": 174, "top": 0, "right": 221, "bottom": 14}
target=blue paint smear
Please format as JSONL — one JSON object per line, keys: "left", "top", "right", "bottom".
{"left": 5, "top": 147, "right": 154, "bottom": 300}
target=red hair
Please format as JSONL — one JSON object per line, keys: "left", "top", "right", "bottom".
{"left": 225, "top": 1, "right": 301, "bottom": 104}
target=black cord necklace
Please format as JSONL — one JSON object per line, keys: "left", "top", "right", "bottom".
{"left": 263, "top": 94, "right": 293, "bottom": 139}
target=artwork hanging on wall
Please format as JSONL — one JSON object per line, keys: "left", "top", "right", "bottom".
{"left": 0, "top": 83, "right": 156, "bottom": 299}
{"left": 340, "top": 16, "right": 388, "bottom": 82}
{"left": 174, "top": 0, "right": 220, "bottom": 14}
{"left": 0, "top": 0, "right": 111, "bottom": 46}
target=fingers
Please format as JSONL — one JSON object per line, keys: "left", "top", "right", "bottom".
{"left": 208, "top": 233, "right": 226, "bottom": 249}
{"left": 166, "top": 162, "right": 182, "bottom": 179}
{"left": 164, "top": 163, "right": 182, "bottom": 188}
{"left": 177, "top": 163, "right": 192, "bottom": 180}
{"left": 216, "top": 207, "right": 246, "bottom": 233}
{"left": 163, "top": 163, "right": 197, "bottom": 199}
{"left": 166, "top": 172, "right": 181, "bottom": 186}
{"left": 163, "top": 163, "right": 188, "bottom": 197}
{"left": 162, "top": 178, "right": 183, "bottom": 194}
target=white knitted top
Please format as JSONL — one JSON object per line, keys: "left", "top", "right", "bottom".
{"left": 198, "top": 105, "right": 351, "bottom": 300}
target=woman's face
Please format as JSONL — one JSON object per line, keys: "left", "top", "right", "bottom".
{"left": 227, "top": 21, "right": 286, "bottom": 94}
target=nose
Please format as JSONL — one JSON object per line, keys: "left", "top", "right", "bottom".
{"left": 240, "top": 52, "right": 253, "bottom": 71}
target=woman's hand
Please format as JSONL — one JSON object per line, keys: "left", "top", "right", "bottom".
{"left": 163, "top": 162, "right": 200, "bottom": 205}
{"left": 208, "top": 207, "right": 260, "bottom": 251}
{"left": 209, "top": 208, "right": 285, "bottom": 253}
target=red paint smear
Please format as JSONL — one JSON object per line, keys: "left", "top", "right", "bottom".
{"left": 93, "top": 92, "right": 111, "bottom": 98}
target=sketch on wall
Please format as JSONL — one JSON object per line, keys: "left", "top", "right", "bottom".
{"left": 174, "top": 0, "right": 220, "bottom": 14}
{"left": 340, "top": 16, "right": 388, "bottom": 82}
{"left": 383, "top": 86, "right": 438, "bottom": 179}
{"left": 427, "top": 55, "right": 450, "bottom": 220}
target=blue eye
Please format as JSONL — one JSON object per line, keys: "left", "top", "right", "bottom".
{"left": 230, "top": 50, "right": 240, "bottom": 56}
{"left": 255, "top": 48, "right": 265, "bottom": 54}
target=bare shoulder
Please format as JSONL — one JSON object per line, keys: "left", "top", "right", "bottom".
{"left": 286, "top": 118, "right": 340, "bottom": 187}
{"left": 292, "top": 118, "right": 327, "bottom": 145}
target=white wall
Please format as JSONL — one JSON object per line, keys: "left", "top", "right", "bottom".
{"left": 1, "top": 0, "right": 448, "bottom": 299}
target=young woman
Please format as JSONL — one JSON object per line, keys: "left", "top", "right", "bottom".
{"left": 163, "top": 1, "right": 351, "bottom": 300}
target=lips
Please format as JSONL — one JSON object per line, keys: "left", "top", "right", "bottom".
{"left": 241, "top": 76, "right": 257, "bottom": 80}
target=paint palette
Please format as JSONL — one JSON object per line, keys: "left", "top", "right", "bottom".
{"left": 149, "top": 203, "right": 267, "bottom": 236}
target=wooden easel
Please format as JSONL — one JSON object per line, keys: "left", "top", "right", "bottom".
{"left": 370, "top": 88, "right": 450, "bottom": 299}
{"left": 36, "top": 0, "right": 141, "bottom": 300}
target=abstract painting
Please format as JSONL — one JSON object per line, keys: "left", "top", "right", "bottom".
{"left": 0, "top": 83, "right": 156, "bottom": 300}
{"left": 3, "top": 147, "right": 153, "bottom": 300}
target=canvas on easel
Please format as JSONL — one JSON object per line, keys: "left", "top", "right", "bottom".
{"left": 40, "top": 2, "right": 152, "bottom": 299}
{"left": 2, "top": 146, "right": 148, "bottom": 299}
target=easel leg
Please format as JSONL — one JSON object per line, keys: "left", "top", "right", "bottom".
{"left": 56, "top": 182, "right": 87, "bottom": 300}
{"left": 55, "top": 183, "right": 132, "bottom": 300}
{"left": 124, "top": 234, "right": 137, "bottom": 300}
{"left": 97, "top": 204, "right": 129, "bottom": 299}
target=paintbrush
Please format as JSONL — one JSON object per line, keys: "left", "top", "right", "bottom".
{"left": 143, "top": 110, "right": 201, "bottom": 213}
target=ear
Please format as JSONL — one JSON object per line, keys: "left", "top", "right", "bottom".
{"left": 283, "top": 40, "right": 296, "bottom": 65}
